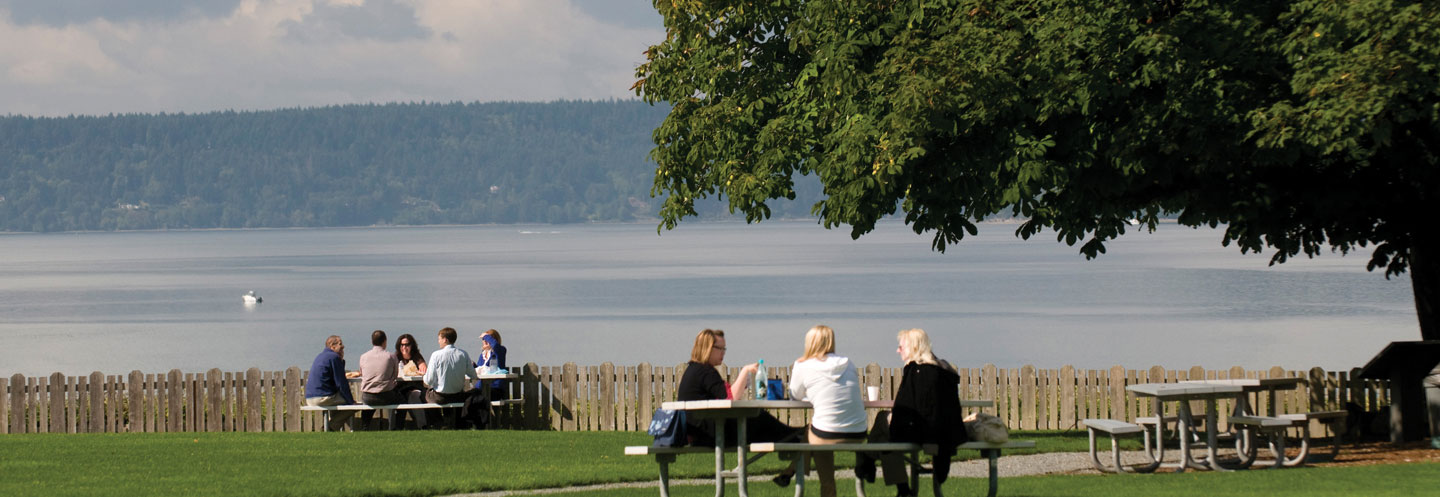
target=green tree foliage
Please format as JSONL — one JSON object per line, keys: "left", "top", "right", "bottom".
{"left": 635, "top": 0, "right": 1439, "bottom": 338}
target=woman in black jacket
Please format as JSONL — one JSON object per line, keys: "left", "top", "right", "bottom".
{"left": 857, "top": 328, "right": 967, "bottom": 497}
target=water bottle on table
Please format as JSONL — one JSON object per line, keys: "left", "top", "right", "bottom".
{"left": 754, "top": 359, "right": 767, "bottom": 400}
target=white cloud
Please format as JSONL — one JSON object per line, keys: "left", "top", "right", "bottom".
{"left": 0, "top": 0, "right": 662, "bottom": 116}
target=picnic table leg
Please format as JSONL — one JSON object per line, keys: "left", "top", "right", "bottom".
{"left": 1321, "top": 418, "right": 1344, "bottom": 461}
{"left": 791, "top": 450, "right": 807, "bottom": 497}
{"left": 1175, "top": 402, "right": 1192, "bottom": 472}
{"left": 1264, "top": 429, "right": 1287, "bottom": 469}
{"left": 854, "top": 454, "right": 868, "bottom": 497}
{"left": 1282, "top": 424, "right": 1311, "bottom": 467}
{"left": 910, "top": 449, "right": 920, "bottom": 496}
{"left": 1204, "top": 399, "right": 1231, "bottom": 471}
{"left": 1141, "top": 398, "right": 1165, "bottom": 469}
{"left": 983, "top": 448, "right": 999, "bottom": 497}
{"left": 657, "top": 453, "right": 677, "bottom": 497}
{"left": 714, "top": 421, "right": 726, "bottom": 497}
{"left": 736, "top": 417, "right": 749, "bottom": 497}
{"left": 322, "top": 411, "right": 330, "bottom": 432}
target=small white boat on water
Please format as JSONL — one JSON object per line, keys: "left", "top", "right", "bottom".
{"left": 243, "top": 291, "right": 262, "bottom": 304}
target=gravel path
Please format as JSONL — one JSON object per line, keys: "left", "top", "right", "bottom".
{"left": 440, "top": 451, "right": 1147, "bottom": 497}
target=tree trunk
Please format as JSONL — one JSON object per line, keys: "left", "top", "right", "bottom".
{"left": 1412, "top": 231, "right": 1439, "bottom": 340}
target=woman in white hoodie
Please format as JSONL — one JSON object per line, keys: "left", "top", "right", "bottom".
{"left": 788, "top": 325, "right": 867, "bottom": 497}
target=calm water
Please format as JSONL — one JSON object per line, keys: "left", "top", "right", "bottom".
{"left": 0, "top": 222, "right": 1419, "bottom": 377}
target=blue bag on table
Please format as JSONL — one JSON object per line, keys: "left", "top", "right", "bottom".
{"left": 649, "top": 408, "right": 687, "bottom": 447}
{"left": 766, "top": 379, "right": 786, "bottom": 400}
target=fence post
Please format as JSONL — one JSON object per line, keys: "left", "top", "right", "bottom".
{"left": 280, "top": 367, "right": 297, "bottom": 432}
{"left": 561, "top": 362, "right": 577, "bottom": 432}
{"left": 244, "top": 368, "right": 261, "bottom": 432}
{"left": 87, "top": 372, "right": 103, "bottom": 433}
{"left": 204, "top": 369, "right": 221, "bottom": 432}
{"left": 1107, "top": 366, "right": 1125, "bottom": 422}
{"left": 160, "top": 370, "right": 175, "bottom": 432}
{"left": 599, "top": 362, "right": 615, "bottom": 431}
{"left": 1020, "top": 366, "right": 1036, "bottom": 430}
{"left": 9, "top": 374, "right": 24, "bottom": 434}
{"left": 0, "top": 376, "right": 7, "bottom": 435}
{"left": 47, "top": 373, "right": 64, "bottom": 433}
{"left": 636, "top": 362, "right": 652, "bottom": 431}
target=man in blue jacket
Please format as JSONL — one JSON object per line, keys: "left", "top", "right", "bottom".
{"left": 305, "top": 335, "right": 360, "bottom": 431}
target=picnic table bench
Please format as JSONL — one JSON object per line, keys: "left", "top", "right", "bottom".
{"left": 749, "top": 440, "right": 1036, "bottom": 497}
{"left": 300, "top": 399, "right": 523, "bottom": 431}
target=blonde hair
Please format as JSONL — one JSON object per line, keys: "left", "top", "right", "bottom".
{"left": 800, "top": 325, "right": 836, "bottom": 362}
{"left": 690, "top": 329, "right": 725, "bottom": 364}
{"left": 897, "top": 328, "right": 939, "bottom": 366}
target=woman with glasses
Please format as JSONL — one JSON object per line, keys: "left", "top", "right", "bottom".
{"left": 396, "top": 333, "right": 428, "bottom": 376}
{"left": 392, "top": 333, "right": 428, "bottom": 428}
{"left": 676, "top": 328, "right": 801, "bottom": 486}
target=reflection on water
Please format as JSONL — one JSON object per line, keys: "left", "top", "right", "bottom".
{"left": 0, "top": 222, "right": 1418, "bottom": 376}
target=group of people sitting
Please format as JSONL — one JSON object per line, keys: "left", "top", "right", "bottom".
{"left": 302, "top": 326, "right": 509, "bottom": 431}
{"left": 679, "top": 326, "right": 965, "bottom": 497}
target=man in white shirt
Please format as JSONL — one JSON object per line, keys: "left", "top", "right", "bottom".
{"left": 422, "top": 327, "right": 479, "bottom": 428}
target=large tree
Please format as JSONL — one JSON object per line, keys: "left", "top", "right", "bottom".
{"left": 634, "top": 0, "right": 1439, "bottom": 339}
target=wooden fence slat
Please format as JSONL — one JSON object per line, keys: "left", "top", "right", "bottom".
{"left": 47, "top": 373, "right": 63, "bottom": 433}
{"left": 285, "top": 367, "right": 301, "bottom": 432}
{"left": 8, "top": 374, "right": 23, "bottom": 434}
{"left": 105, "top": 375, "right": 118, "bottom": 433}
{"left": 88, "top": 372, "right": 104, "bottom": 433}
{"left": 1059, "top": 366, "right": 1075, "bottom": 430}
{"left": 1020, "top": 366, "right": 1035, "bottom": 430}
{"left": 0, "top": 376, "right": 8, "bottom": 435}
{"left": 206, "top": 369, "right": 222, "bottom": 432}
{"left": 246, "top": 368, "right": 261, "bottom": 432}
{"left": 599, "top": 363, "right": 614, "bottom": 431}
{"left": 561, "top": 363, "right": 577, "bottom": 432}
{"left": 161, "top": 370, "right": 175, "bottom": 432}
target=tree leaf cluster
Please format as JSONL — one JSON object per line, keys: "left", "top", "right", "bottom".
{"left": 635, "top": 0, "right": 1438, "bottom": 277}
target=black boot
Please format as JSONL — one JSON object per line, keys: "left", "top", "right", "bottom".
{"left": 855, "top": 454, "right": 877, "bottom": 483}
{"left": 772, "top": 469, "right": 793, "bottom": 487}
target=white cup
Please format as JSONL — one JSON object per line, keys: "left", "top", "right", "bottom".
{"left": 867, "top": 386, "right": 880, "bottom": 401}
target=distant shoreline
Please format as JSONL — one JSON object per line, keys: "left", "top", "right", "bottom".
{"left": 0, "top": 217, "right": 1184, "bottom": 236}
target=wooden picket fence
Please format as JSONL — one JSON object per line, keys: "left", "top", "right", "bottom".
{"left": 1, "top": 363, "right": 1388, "bottom": 434}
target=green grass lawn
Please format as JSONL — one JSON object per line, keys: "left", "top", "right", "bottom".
{"left": 547, "top": 464, "right": 1437, "bottom": 497}
{"left": 0, "top": 430, "right": 1425, "bottom": 497}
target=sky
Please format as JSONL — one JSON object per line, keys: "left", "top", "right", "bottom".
{"left": 0, "top": 0, "right": 664, "bottom": 117}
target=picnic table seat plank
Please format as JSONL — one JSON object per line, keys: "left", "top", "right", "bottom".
{"left": 300, "top": 402, "right": 468, "bottom": 431}
{"left": 748, "top": 440, "right": 1035, "bottom": 497}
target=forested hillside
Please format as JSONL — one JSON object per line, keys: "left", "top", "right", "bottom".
{"left": 0, "top": 100, "right": 821, "bottom": 232}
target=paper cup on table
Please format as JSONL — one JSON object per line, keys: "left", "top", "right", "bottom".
{"left": 867, "top": 386, "right": 880, "bottom": 401}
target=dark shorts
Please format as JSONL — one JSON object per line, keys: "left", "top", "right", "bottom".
{"left": 810, "top": 425, "right": 867, "bottom": 440}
